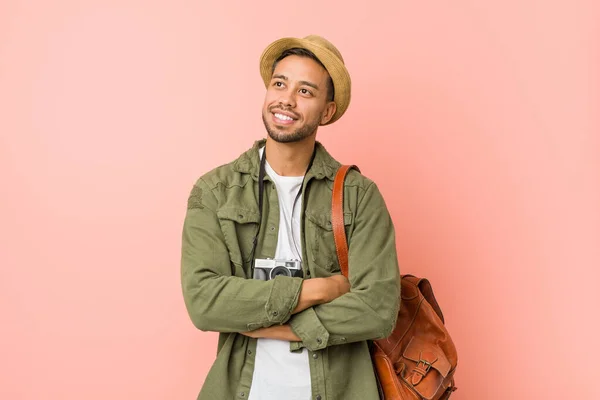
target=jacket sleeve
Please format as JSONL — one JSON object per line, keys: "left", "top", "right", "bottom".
{"left": 288, "top": 181, "right": 400, "bottom": 352}
{"left": 181, "top": 178, "right": 303, "bottom": 333}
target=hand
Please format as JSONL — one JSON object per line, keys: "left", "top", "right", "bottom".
{"left": 291, "top": 274, "right": 352, "bottom": 314}
{"left": 324, "top": 274, "right": 350, "bottom": 302}
{"left": 240, "top": 325, "right": 301, "bottom": 341}
{"left": 240, "top": 328, "right": 264, "bottom": 339}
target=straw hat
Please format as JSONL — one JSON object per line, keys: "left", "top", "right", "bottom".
{"left": 259, "top": 35, "right": 351, "bottom": 125}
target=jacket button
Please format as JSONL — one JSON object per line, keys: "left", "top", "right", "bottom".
{"left": 316, "top": 338, "right": 322, "bottom": 344}
{"left": 313, "top": 353, "right": 318, "bottom": 359}
{"left": 272, "top": 311, "right": 278, "bottom": 316}
{"left": 316, "top": 395, "right": 322, "bottom": 400}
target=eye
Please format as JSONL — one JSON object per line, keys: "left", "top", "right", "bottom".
{"left": 299, "top": 88, "right": 313, "bottom": 96}
{"left": 273, "top": 81, "right": 284, "bottom": 88}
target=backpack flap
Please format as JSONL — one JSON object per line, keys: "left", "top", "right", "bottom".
{"left": 401, "top": 336, "right": 452, "bottom": 400}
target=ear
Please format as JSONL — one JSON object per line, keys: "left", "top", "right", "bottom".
{"left": 320, "top": 101, "right": 337, "bottom": 125}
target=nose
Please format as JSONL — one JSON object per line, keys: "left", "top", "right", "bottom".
{"left": 278, "top": 87, "right": 296, "bottom": 109}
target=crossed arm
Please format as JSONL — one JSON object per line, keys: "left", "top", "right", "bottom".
{"left": 239, "top": 275, "right": 350, "bottom": 341}
{"left": 181, "top": 179, "right": 400, "bottom": 350}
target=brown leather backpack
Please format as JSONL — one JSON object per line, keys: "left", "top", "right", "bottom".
{"left": 332, "top": 165, "right": 458, "bottom": 400}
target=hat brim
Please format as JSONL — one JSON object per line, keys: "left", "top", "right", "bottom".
{"left": 259, "top": 37, "right": 351, "bottom": 125}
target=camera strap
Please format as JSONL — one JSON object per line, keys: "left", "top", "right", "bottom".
{"left": 250, "top": 145, "right": 317, "bottom": 268}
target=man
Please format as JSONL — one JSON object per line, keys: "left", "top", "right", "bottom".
{"left": 181, "top": 35, "right": 400, "bottom": 400}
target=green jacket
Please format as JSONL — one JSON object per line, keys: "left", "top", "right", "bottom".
{"left": 181, "top": 139, "right": 400, "bottom": 400}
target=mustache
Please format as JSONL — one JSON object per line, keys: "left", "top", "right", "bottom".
{"left": 269, "top": 105, "right": 300, "bottom": 119}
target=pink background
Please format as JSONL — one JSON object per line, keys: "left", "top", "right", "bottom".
{"left": 1, "top": 1, "right": 599, "bottom": 399}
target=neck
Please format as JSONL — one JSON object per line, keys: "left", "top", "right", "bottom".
{"left": 264, "top": 137, "right": 315, "bottom": 177}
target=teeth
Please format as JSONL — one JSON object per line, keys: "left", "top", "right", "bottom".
{"left": 275, "top": 113, "right": 294, "bottom": 121}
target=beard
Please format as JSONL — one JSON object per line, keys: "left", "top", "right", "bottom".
{"left": 262, "top": 108, "right": 320, "bottom": 144}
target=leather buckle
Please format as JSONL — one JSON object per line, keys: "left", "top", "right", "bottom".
{"left": 416, "top": 359, "right": 432, "bottom": 373}
{"left": 410, "top": 352, "right": 438, "bottom": 385}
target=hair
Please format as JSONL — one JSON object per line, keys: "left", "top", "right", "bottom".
{"left": 271, "top": 48, "right": 335, "bottom": 102}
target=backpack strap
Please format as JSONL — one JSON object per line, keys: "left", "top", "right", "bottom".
{"left": 332, "top": 165, "right": 360, "bottom": 278}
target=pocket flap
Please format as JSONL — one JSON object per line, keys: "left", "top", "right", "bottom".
{"left": 217, "top": 208, "right": 260, "bottom": 224}
{"left": 305, "top": 210, "right": 352, "bottom": 231}
{"left": 403, "top": 336, "right": 452, "bottom": 378}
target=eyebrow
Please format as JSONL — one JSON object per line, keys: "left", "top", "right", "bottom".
{"left": 272, "top": 74, "right": 320, "bottom": 91}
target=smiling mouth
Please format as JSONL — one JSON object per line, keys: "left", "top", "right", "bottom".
{"left": 273, "top": 112, "right": 295, "bottom": 122}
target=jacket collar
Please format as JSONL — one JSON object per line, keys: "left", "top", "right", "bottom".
{"left": 233, "top": 139, "right": 341, "bottom": 181}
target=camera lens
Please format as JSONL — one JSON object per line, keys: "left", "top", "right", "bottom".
{"left": 270, "top": 266, "right": 291, "bottom": 279}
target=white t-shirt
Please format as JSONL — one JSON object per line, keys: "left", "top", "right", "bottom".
{"left": 248, "top": 147, "right": 311, "bottom": 400}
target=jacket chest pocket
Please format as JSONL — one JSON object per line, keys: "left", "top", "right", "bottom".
{"left": 217, "top": 208, "right": 260, "bottom": 272}
{"left": 305, "top": 210, "right": 353, "bottom": 275}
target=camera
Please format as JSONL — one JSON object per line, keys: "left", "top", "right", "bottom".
{"left": 253, "top": 258, "right": 303, "bottom": 281}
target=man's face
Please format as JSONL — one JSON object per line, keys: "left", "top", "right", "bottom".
{"left": 262, "top": 55, "right": 336, "bottom": 143}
